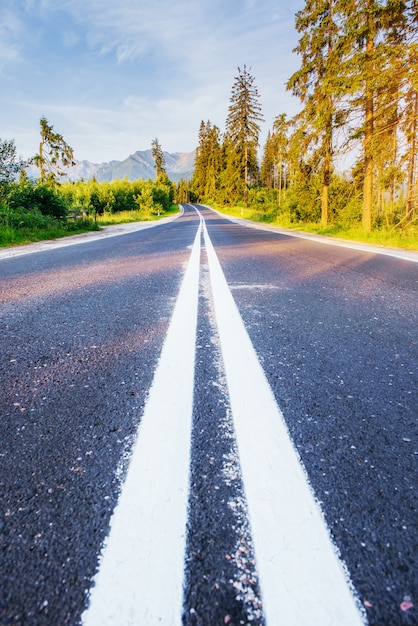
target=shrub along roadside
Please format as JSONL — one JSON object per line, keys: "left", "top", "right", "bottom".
{"left": 209, "top": 200, "right": 418, "bottom": 251}
{"left": 2, "top": 175, "right": 415, "bottom": 251}
{"left": 0, "top": 177, "right": 175, "bottom": 248}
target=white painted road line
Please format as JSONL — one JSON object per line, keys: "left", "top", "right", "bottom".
{"left": 202, "top": 219, "right": 367, "bottom": 626}
{"left": 83, "top": 209, "right": 368, "bottom": 625}
{"left": 82, "top": 220, "right": 202, "bottom": 626}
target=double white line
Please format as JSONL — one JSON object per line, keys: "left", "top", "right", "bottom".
{"left": 83, "top": 210, "right": 367, "bottom": 625}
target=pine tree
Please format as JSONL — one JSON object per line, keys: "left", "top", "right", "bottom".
{"left": 191, "top": 121, "right": 208, "bottom": 200}
{"left": 214, "top": 133, "right": 246, "bottom": 206}
{"left": 287, "top": 0, "right": 343, "bottom": 226}
{"left": 191, "top": 121, "right": 221, "bottom": 201}
{"left": 272, "top": 114, "right": 290, "bottom": 204}
{"left": 33, "top": 117, "right": 75, "bottom": 184}
{"left": 261, "top": 115, "right": 290, "bottom": 203}
{"left": 404, "top": 86, "right": 418, "bottom": 223}
{"left": 398, "top": 1, "right": 418, "bottom": 223}
{"left": 338, "top": 0, "right": 406, "bottom": 230}
{"left": 151, "top": 138, "right": 168, "bottom": 181}
{"left": 225, "top": 66, "right": 264, "bottom": 205}
{"left": 261, "top": 131, "right": 275, "bottom": 188}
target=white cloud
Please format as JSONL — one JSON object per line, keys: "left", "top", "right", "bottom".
{"left": 0, "top": 9, "right": 24, "bottom": 70}
{"left": 1, "top": 0, "right": 305, "bottom": 162}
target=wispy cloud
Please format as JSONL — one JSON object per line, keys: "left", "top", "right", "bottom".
{"left": 1, "top": 0, "right": 304, "bottom": 161}
{"left": 0, "top": 8, "right": 25, "bottom": 71}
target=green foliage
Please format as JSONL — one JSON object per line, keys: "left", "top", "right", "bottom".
{"left": 190, "top": 121, "right": 222, "bottom": 202}
{"left": 152, "top": 181, "right": 173, "bottom": 212}
{"left": 175, "top": 178, "right": 192, "bottom": 203}
{"left": 0, "top": 203, "right": 55, "bottom": 230}
{"left": 33, "top": 116, "right": 75, "bottom": 183}
{"left": 151, "top": 138, "right": 167, "bottom": 179}
{"left": 135, "top": 185, "right": 154, "bottom": 217}
{"left": 0, "top": 176, "right": 174, "bottom": 247}
{"left": 225, "top": 66, "right": 264, "bottom": 203}
{"left": 246, "top": 188, "right": 281, "bottom": 222}
{"left": 284, "top": 0, "right": 418, "bottom": 231}
{"left": 4, "top": 179, "right": 69, "bottom": 219}
{"left": 59, "top": 178, "right": 172, "bottom": 216}
{"left": 0, "top": 138, "right": 26, "bottom": 182}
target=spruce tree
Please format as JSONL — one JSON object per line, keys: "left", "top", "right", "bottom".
{"left": 272, "top": 114, "right": 290, "bottom": 204}
{"left": 191, "top": 121, "right": 221, "bottom": 201}
{"left": 287, "top": 0, "right": 343, "bottom": 226}
{"left": 395, "top": 1, "right": 418, "bottom": 223}
{"left": 33, "top": 117, "right": 75, "bottom": 184}
{"left": 288, "top": 0, "right": 414, "bottom": 230}
{"left": 261, "top": 131, "right": 275, "bottom": 188}
{"left": 151, "top": 137, "right": 168, "bottom": 181}
{"left": 260, "top": 115, "right": 290, "bottom": 202}
{"left": 225, "top": 65, "right": 264, "bottom": 205}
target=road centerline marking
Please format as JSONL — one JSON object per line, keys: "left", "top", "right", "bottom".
{"left": 82, "top": 220, "right": 202, "bottom": 626}
{"left": 202, "top": 216, "right": 367, "bottom": 626}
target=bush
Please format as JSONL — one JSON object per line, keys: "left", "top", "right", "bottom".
{"left": 5, "top": 180, "right": 68, "bottom": 219}
{"left": 0, "top": 202, "right": 56, "bottom": 229}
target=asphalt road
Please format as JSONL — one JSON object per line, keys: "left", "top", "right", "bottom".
{"left": 0, "top": 205, "right": 417, "bottom": 625}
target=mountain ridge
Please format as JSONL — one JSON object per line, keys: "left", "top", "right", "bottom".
{"left": 26, "top": 149, "right": 195, "bottom": 183}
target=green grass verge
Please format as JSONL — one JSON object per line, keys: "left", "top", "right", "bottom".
{"left": 0, "top": 220, "right": 100, "bottom": 248}
{"left": 210, "top": 204, "right": 418, "bottom": 251}
{"left": 96, "top": 204, "right": 180, "bottom": 225}
{"left": 2, "top": 203, "right": 416, "bottom": 251}
{"left": 0, "top": 205, "right": 181, "bottom": 249}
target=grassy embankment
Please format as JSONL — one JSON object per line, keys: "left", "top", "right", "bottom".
{"left": 210, "top": 204, "right": 418, "bottom": 251}
{"left": 1, "top": 202, "right": 416, "bottom": 251}
{"left": 0, "top": 219, "right": 99, "bottom": 248}
{"left": 96, "top": 204, "right": 179, "bottom": 226}
{"left": 0, "top": 205, "right": 180, "bottom": 249}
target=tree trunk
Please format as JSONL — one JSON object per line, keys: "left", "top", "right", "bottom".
{"left": 39, "top": 141, "right": 45, "bottom": 183}
{"left": 244, "top": 144, "right": 249, "bottom": 207}
{"left": 322, "top": 0, "right": 334, "bottom": 228}
{"left": 406, "top": 91, "right": 418, "bottom": 222}
{"left": 322, "top": 154, "right": 330, "bottom": 226}
{"left": 362, "top": 21, "right": 375, "bottom": 233}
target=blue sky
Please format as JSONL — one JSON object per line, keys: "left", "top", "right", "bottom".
{"left": 1, "top": 0, "right": 305, "bottom": 163}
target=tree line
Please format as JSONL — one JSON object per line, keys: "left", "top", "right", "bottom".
{"left": 1, "top": 1, "right": 416, "bottom": 236}
{"left": 0, "top": 124, "right": 174, "bottom": 244}
{"left": 189, "top": 0, "right": 418, "bottom": 233}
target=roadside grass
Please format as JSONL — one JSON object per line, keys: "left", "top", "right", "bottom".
{"left": 2, "top": 201, "right": 416, "bottom": 250}
{"left": 96, "top": 204, "right": 180, "bottom": 225}
{"left": 210, "top": 204, "right": 418, "bottom": 251}
{"left": 0, "top": 220, "right": 100, "bottom": 248}
{"left": 0, "top": 205, "right": 180, "bottom": 248}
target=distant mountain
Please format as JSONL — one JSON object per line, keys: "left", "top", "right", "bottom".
{"left": 26, "top": 149, "right": 195, "bottom": 183}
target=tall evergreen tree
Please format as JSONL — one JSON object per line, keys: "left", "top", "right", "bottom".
{"left": 404, "top": 86, "right": 418, "bottom": 222}
{"left": 191, "top": 121, "right": 221, "bottom": 201}
{"left": 287, "top": 0, "right": 343, "bottom": 226}
{"left": 338, "top": 0, "right": 404, "bottom": 230}
{"left": 33, "top": 117, "right": 75, "bottom": 184}
{"left": 225, "top": 65, "right": 264, "bottom": 205}
{"left": 260, "top": 115, "right": 290, "bottom": 202}
{"left": 151, "top": 137, "right": 168, "bottom": 180}
{"left": 261, "top": 130, "right": 275, "bottom": 188}
{"left": 272, "top": 114, "right": 290, "bottom": 204}
{"left": 396, "top": 1, "right": 418, "bottom": 223}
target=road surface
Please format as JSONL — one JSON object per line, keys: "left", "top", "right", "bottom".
{"left": 0, "top": 204, "right": 417, "bottom": 625}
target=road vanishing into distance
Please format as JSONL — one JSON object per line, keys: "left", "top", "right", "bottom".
{"left": 0, "top": 204, "right": 417, "bottom": 626}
